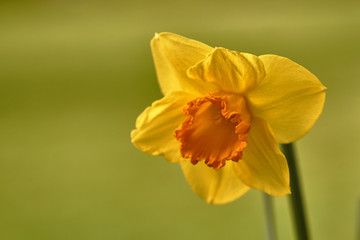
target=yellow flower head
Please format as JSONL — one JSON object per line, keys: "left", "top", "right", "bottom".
{"left": 131, "top": 32, "right": 326, "bottom": 204}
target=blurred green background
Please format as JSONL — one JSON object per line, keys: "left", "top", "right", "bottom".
{"left": 0, "top": 0, "right": 359, "bottom": 239}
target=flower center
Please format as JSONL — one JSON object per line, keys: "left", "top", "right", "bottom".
{"left": 175, "top": 93, "right": 251, "bottom": 170}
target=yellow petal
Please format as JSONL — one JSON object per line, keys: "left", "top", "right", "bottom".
{"left": 180, "top": 160, "right": 250, "bottom": 204}
{"left": 151, "top": 32, "right": 217, "bottom": 96}
{"left": 233, "top": 118, "right": 290, "bottom": 196}
{"left": 187, "top": 48, "right": 266, "bottom": 94}
{"left": 247, "top": 55, "right": 326, "bottom": 143}
{"left": 131, "top": 91, "right": 195, "bottom": 163}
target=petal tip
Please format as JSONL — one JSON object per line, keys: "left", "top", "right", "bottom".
{"left": 266, "top": 186, "right": 291, "bottom": 197}
{"left": 206, "top": 197, "right": 214, "bottom": 204}
{"left": 151, "top": 32, "right": 168, "bottom": 42}
{"left": 130, "top": 129, "right": 139, "bottom": 145}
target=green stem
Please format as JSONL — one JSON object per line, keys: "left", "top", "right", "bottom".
{"left": 263, "top": 193, "right": 277, "bottom": 240}
{"left": 280, "top": 143, "right": 309, "bottom": 240}
{"left": 357, "top": 199, "right": 360, "bottom": 240}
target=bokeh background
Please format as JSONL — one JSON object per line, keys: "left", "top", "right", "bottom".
{"left": 1, "top": 0, "right": 359, "bottom": 239}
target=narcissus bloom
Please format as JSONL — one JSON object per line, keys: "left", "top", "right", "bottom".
{"left": 131, "top": 32, "right": 326, "bottom": 204}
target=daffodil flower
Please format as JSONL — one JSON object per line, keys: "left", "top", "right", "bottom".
{"left": 131, "top": 32, "right": 326, "bottom": 204}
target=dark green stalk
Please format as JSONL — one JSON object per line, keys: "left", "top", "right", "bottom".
{"left": 357, "top": 199, "right": 360, "bottom": 240}
{"left": 280, "top": 143, "right": 309, "bottom": 240}
{"left": 263, "top": 193, "right": 277, "bottom": 240}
